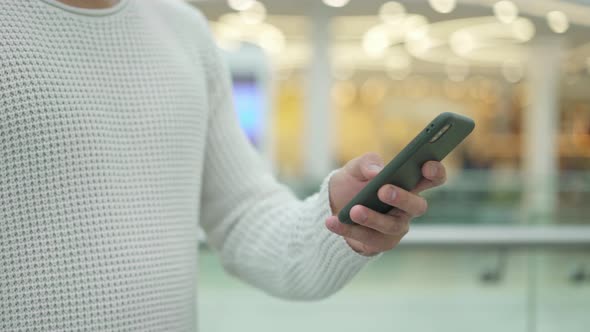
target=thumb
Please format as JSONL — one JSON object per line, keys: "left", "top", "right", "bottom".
{"left": 343, "top": 152, "right": 384, "bottom": 181}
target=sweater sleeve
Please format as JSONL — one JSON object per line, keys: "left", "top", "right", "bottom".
{"left": 198, "top": 39, "right": 372, "bottom": 300}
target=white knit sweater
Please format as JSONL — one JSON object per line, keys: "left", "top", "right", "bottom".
{"left": 0, "top": 0, "right": 371, "bottom": 330}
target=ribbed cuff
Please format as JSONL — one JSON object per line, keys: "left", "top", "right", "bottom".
{"left": 310, "top": 170, "right": 374, "bottom": 281}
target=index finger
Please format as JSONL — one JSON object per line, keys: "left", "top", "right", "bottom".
{"left": 412, "top": 161, "right": 447, "bottom": 194}
{"left": 344, "top": 152, "right": 384, "bottom": 181}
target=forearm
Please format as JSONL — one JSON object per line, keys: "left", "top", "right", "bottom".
{"left": 207, "top": 172, "right": 371, "bottom": 300}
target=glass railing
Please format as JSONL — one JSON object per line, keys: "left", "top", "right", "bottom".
{"left": 199, "top": 169, "right": 590, "bottom": 331}
{"left": 198, "top": 245, "right": 590, "bottom": 332}
{"left": 283, "top": 169, "right": 590, "bottom": 225}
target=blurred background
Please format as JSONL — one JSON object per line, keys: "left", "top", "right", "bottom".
{"left": 189, "top": 0, "right": 590, "bottom": 331}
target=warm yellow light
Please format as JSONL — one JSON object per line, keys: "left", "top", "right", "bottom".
{"left": 380, "top": 2, "right": 406, "bottom": 25}
{"left": 494, "top": 1, "right": 518, "bottom": 24}
{"left": 502, "top": 59, "right": 524, "bottom": 83}
{"left": 445, "top": 58, "right": 470, "bottom": 82}
{"left": 362, "top": 25, "right": 390, "bottom": 58}
{"left": 227, "top": 0, "right": 255, "bottom": 11}
{"left": 478, "top": 79, "right": 499, "bottom": 104}
{"left": 443, "top": 80, "right": 465, "bottom": 99}
{"left": 332, "top": 81, "right": 358, "bottom": 107}
{"left": 428, "top": 0, "right": 457, "bottom": 14}
{"left": 547, "top": 11, "right": 569, "bottom": 34}
{"left": 404, "top": 76, "right": 430, "bottom": 98}
{"left": 323, "top": 0, "right": 351, "bottom": 8}
{"left": 240, "top": 1, "right": 266, "bottom": 25}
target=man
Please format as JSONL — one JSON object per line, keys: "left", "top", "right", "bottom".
{"left": 0, "top": 0, "right": 447, "bottom": 330}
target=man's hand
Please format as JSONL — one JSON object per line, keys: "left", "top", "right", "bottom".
{"left": 326, "top": 152, "right": 447, "bottom": 256}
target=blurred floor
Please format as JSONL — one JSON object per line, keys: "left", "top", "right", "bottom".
{"left": 198, "top": 248, "right": 590, "bottom": 332}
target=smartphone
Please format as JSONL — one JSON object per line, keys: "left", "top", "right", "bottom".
{"left": 338, "top": 112, "right": 475, "bottom": 224}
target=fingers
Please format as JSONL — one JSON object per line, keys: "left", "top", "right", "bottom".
{"left": 344, "top": 152, "right": 384, "bottom": 181}
{"left": 413, "top": 161, "right": 447, "bottom": 194}
{"left": 345, "top": 238, "right": 381, "bottom": 257}
{"left": 326, "top": 216, "right": 401, "bottom": 252}
{"left": 348, "top": 205, "right": 410, "bottom": 236}
{"left": 377, "top": 185, "right": 428, "bottom": 217}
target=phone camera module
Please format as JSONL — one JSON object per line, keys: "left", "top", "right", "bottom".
{"left": 429, "top": 123, "right": 452, "bottom": 143}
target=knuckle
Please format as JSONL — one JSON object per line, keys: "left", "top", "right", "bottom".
{"left": 401, "top": 221, "right": 410, "bottom": 236}
{"left": 387, "top": 222, "right": 402, "bottom": 234}
{"left": 374, "top": 237, "right": 390, "bottom": 251}
{"left": 388, "top": 219, "right": 409, "bottom": 235}
{"left": 389, "top": 208, "right": 405, "bottom": 219}
{"left": 363, "top": 153, "right": 383, "bottom": 169}
{"left": 416, "top": 198, "right": 428, "bottom": 216}
{"left": 341, "top": 225, "right": 354, "bottom": 238}
{"left": 394, "top": 188, "right": 409, "bottom": 206}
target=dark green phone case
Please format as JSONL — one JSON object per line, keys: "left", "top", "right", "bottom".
{"left": 338, "top": 112, "right": 475, "bottom": 224}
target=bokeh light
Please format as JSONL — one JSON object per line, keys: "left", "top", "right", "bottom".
{"left": 494, "top": 0, "right": 518, "bottom": 24}
{"left": 379, "top": 2, "right": 406, "bottom": 25}
{"left": 227, "top": 0, "right": 255, "bottom": 11}
{"left": 547, "top": 11, "right": 569, "bottom": 34}
{"left": 428, "top": 0, "right": 457, "bottom": 14}
{"left": 323, "top": 0, "right": 351, "bottom": 8}
{"left": 240, "top": 1, "right": 267, "bottom": 25}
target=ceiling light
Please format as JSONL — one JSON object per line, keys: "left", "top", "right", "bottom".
{"left": 323, "top": 0, "right": 351, "bottom": 8}
{"left": 494, "top": 1, "right": 518, "bottom": 24}
{"left": 406, "top": 37, "right": 432, "bottom": 57}
{"left": 227, "top": 0, "right": 255, "bottom": 11}
{"left": 240, "top": 1, "right": 266, "bottom": 25}
{"left": 406, "top": 25, "right": 429, "bottom": 42}
{"left": 214, "top": 23, "right": 243, "bottom": 51}
{"left": 257, "top": 25, "right": 286, "bottom": 55}
{"left": 403, "top": 15, "right": 430, "bottom": 53}
{"left": 450, "top": 31, "right": 475, "bottom": 56}
{"left": 512, "top": 17, "right": 535, "bottom": 42}
{"left": 380, "top": 2, "right": 406, "bottom": 25}
{"left": 547, "top": 11, "right": 569, "bottom": 34}
{"left": 502, "top": 59, "right": 524, "bottom": 83}
{"left": 403, "top": 15, "right": 429, "bottom": 33}
{"left": 363, "top": 25, "right": 391, "bottom": 58}
{"left": 446, "top": 58, "right": 470, "bottom": 82}
{"left": 428, "top": 0, "right": 457, "bottom": 14}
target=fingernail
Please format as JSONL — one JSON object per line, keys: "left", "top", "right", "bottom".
{"left": 368, "top": 164, "right": 383, "bottom": 172}
{"left": 389, "top": 187, "right": 397, "bottom": 202}
{"left": 428, "top": 163, "right": 438, "bottom": 177}
{"left": 326, "top": 218, "right": 337, "bottom": 229}
{"left": 356, "top": 208, "right": 368, "bottom": 222}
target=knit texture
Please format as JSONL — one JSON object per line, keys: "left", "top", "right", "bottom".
{"left": 0, "top": 0, "right": 371, "bottom": 330}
